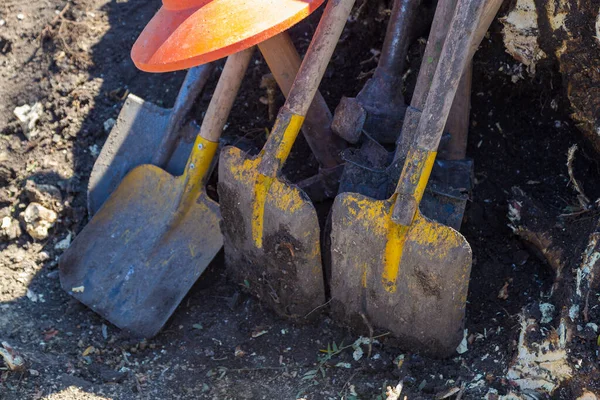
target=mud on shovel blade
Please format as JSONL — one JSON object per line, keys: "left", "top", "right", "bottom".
{"left": 59, "top": 49, "right": 253, "bottom": 338}
{"left": 218, "top": 0, "right": 356, "bottom": 318}
{"left": 88, "top": 64, "right": 213, "bottom": 216}
{"left": 330, "top": 0, "right": 488, "bottom": 357}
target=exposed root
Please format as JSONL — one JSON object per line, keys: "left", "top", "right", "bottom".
{"left": 566, "top": 144, "right": 591, "bottom": 212}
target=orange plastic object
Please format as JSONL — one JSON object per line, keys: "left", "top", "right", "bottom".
{"left": 132, "top": 0, "right": 325, "bottom": 73}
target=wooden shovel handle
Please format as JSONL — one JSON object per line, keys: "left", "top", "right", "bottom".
{"left": 180, "top": 48, "right": 254, "bottom": 201}
{"left": 391, "top": 0, "right": 489, "bottom": 225}
{"left": 393, "top": 0, "right": 458, "bottom": 160}
{"left": 286, "top": 0, "right": 355, "bottom": 117}
{"left": 443, "top": 0, "right": 502, "bottom": 160}
{"left": 395, "top": 0, "right": 502, "bottom": 159}
{"left": 259, "top": 32, "right": 345, "bottom": 169}
{"left": 256, "top": 0, "right": 356, "bottom": 177}
{"left": 199, "top": 48, "right": 254, "bottom": 142}
{"left": 443, "top": 61, "right": 472, "bottom": 160}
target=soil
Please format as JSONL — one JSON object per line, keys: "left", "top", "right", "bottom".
{"left": 1, "top": 0, "right": 599, "bottom": 399}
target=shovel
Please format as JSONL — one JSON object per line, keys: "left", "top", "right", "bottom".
{"left": 59, "top": 48, "right": 254, "bottom": 338}
{"left": 87, "top": 64, "right": 213, "bottom": 216}
{"left": 218, "top": 0, "right": 356, "bottom": 319}
{"left": 331, "top": 0, "right": 420, "bottom": 144}
{"left": 329, "top": 0, "right": 495, "bottom": 357}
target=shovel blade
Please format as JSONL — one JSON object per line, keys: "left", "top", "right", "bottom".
{"left": 88, "top": 95, "right": 196, "bottom": 216}
{"left": 218, "top": 146, "right": 325, "bottom": 318}
{"left": 60, "top": 165, "right": 222, "bottom": 338}
{"left": 329, "top": 192, "right": 471, "bottom": 357}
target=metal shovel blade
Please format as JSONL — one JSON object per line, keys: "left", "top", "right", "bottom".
{"left": 218, "top": 145, "right": 325, "bottom": 318}
{"left": 60, "top": 165, "right": 222, "bottom": 338}
{"left": 329, "top": 193, "right": 471, "bottom": 357}
{"left": 88, "top": 94, "right": 197, "bottom": 216}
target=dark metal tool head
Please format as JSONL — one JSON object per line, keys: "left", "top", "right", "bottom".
{"left": 87, "top": 95, "right": 198, "bottom": 216}
{"left": 338, "top": 132, "right": 472, "bottom": 231}
{"left": 331, "top": 0, "right": 421, "bottom": 144}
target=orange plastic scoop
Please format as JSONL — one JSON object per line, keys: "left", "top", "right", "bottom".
{"left": 132, "top": 0, "right": 325, "bottom": 72}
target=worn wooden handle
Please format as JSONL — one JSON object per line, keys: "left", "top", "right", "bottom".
{"left": 395, "top": 0, "right": 502, "bottom": 159}
{"left": 259, "top": 32, "right": 345, "bottom": 169}
{"left": 200, "top": 48, "right": 254, "bottom": 142}
{"left": 391, "top": 0, "right": 490, "bottom": 225}
{"left": 256, "top": 0, "right": 356, "bottom": 177}
{"left": 286, "top": 0, "right": 356, "bottom": 117}
{"left": 443, "top": 62, "right": 472, "bottom": 160}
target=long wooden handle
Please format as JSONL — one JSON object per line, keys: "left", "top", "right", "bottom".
{"left": 391, "top": 0, "right": 489, "bottom": 225}
{"left": 395, "top": 0, "right": 502, "bottom": 160}
{"left": 443, "top": 62, "right": 472, "bottom": 160}
{"left": 393, "top": 0, "right": 458, "bottom": 160}
{"left": 286, "top": 0, "right": 356, "bottom": 117}
{"left": 178, "top": 48, "right": 254, "bottom": 212}
{"left": 199, "top": 49, "right": 254, "bottom": 142}
{"left": 259, "top": 32, "right": 345, "bottom": 169}
{"left": 258, "top": 33, "right": 301, "bottom": 96}
{"left": 256, "top": 0, "right": 356, "bottom": 178}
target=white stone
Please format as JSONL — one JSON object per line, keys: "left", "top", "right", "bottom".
{"left": 21, "top": 202, "right": 57, "bottom": 240}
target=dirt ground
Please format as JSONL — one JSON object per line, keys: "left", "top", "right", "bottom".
{"left": 1, "top": 0, "right": 600, "bottom": 399}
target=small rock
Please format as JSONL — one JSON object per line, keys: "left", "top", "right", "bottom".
{"left": 13, "top": 102, "right": 43, "bottom": 139}
{"left": 21, "top": 202, "right": 57, "bottom": 240}
{"left": 38, "top": 251, "right": 50, "bottom": 261}
{"left": 0, "top": 342, "right": 25, "bottom": 371}
{"left": 29, "top": 369, "right": 40, "bottom": 376}
{"left": 54, "top": 232, "right": 72, "bottom": 250}
{"left": 26, "top": 289, "right": 38, "bottom": 302}
{"left": 1, "top": 216, "right": 21, "bottom": 240}
{"left": 103, "top": 118, "right": 116, "bottom": 133}
{"left": 24, "top": 180, "right": 63, "bottom": 211}
{"left": 89, "top": 144, "right": 100, "bottom": 158}
{"left": 46, "top": 270, "right": 59, "bottom": 279}
{"left": 16, "top": 13, "right": 25, "bottom": 20}
{"left": 456, "top": 329, "right": 468, "bottom": 354}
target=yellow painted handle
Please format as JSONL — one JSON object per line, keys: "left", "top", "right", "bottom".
{"left": 180, "top": 48, "right": 253, "bottom": 205}
{"left": 252, "top": 111, "right": 305, "bottom": 249}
